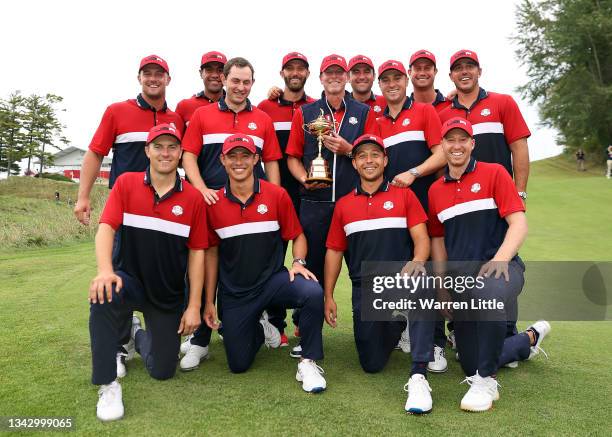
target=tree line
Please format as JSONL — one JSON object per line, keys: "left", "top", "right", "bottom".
{"left": 514, "top": 0, "right": 612, "bottom": 160}
{"left": 0, "top": 92, "right": 68, "bottom": 177}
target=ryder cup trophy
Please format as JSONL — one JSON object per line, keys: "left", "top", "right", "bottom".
{"left": 303, "top": 109, "right": 336, "bottom": 185}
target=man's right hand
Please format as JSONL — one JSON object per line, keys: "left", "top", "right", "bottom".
{"left": 203, "top": 303, "right": 220, "bottom": 330}
{"left": 200, "top": 187, "right": 219, "bottom": 205}
{"left": 324, "top": 297, "right": 337, "bottom": 328}
{"left": 74, "top": 197, "right": 91, "bottom": 225}
{"left": 89, "top": 271, "right": 122, "bottom": 304}
{"left": 267, "top": 86, "right": 282, "bottom": 100}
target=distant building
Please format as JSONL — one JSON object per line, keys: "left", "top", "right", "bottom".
{"left": 41, "top": 147, "right": 111, "bottom": 182}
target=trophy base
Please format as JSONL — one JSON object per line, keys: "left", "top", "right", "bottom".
{"left": 305, "top": 176, "right": 333, "bottom": 185}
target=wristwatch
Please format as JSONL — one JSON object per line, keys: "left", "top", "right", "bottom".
{"left": 518, "top": 191, "right": 528, "bottom": 200}
{"left": 408, "top": 167, "right": 421, "bottom": 178}
{"left": 293, "top": 258, "right": 307, "bottom": 267}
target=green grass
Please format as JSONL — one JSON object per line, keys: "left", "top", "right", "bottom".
{"left": 0, "top": 158, "right": 611, "bottom": 436}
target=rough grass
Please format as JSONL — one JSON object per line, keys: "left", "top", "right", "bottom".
{"left": 0, "top": 177, "right": 108, "bottom": 249}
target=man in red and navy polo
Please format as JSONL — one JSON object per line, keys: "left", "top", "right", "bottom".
{"left": 408, "top": 49, "right": 451, "bottom": 114}
{"left": 439, "top": 49, "right": 532, "bottom": 354}
{"left": 324, "top": 134, "right": 434, "bottom": 414}
{"left": 182, "top": 57, "right": 282, "bottom": 205}
{"left": 348, "top": 54, "right": 387, "bottom": 116}
{"left": 375, "top": 59, "right": 445, "bottom": 211}
{"left": 258, "top": 52, "right": 315, "bottom": 346}
{"left": 180, "top": 57, "right": 283, "bottom": 369}
{"left": 258, "top": 52, "right": 315, "bottom": 213}
{"left": 438, "top": 49, "right": 531, "bottom": 199}
{"left": 202, "top": 134, "right": 327, "bottom": 393}
{"left": 75, "top": 54, "right": 184, "bottom": 223}
{"left": 175, "top": 51, "right": 227, "bottom": 125}
{"left": 428, "top": 117, "right": 550, "bottom": 412}
{"left": 89, "top": 124, "right": 208, "bottom": 421}
{"left": 75, "top": 54, "right": 184, "bottom": 379}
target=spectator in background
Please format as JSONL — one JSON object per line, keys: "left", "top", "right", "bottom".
{"left": 575, "top": 148, "right": 585, "bottom": 171}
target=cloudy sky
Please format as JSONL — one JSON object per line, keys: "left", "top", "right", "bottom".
{"left": 1, "top": 0, "right": 561, "bottom": 161}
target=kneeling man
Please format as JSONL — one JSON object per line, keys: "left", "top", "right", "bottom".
{"left": 324, "top": 134, "right": 435, "bottom": 414}
{"left": 428, "top": 117, "right": 551, "bottom": 412}
{"left": 202, "top": 134, "right": 326, "bottom": 393}
{"left": 89, "top": 124, "right": 208, "bottom": 421}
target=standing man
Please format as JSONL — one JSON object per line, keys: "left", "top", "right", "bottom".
{"left": 408, "top": 49, "right": 454, "bottom": 369}
{"left": 258, "top": 52, "right": 315, "bottom": 345}
{"left": 176, "top": 51, "right": 227, "bottom": 125}
{"left": 606, "top": 144, "right": 612, "bottom": 179}
{"left": 348, "top": 55, "right": 387, "bottom": 116}
{"left": 285, "top": 54, "right": 377, "bottom": 356}
{"left": 90, "top": 124, "right": 208, "bottom": 421}
{"left": 375, "top": 60, "right": 445, "bottom": 210}
{"left": 438, "top": 49, "right": 531, "bottom": 200}
{"left": 179, "top": 57, "right": 282, "bottom": 370}
{"left": 428, "top": 117, "right": 550, "bottom": 412}
{"left": 408, "top": 49, "right": 451, "bottom": 113}
{"left": 324, "top": 134, "right": 435, "bottom": 414}
{"left": 74, "top": 55, "right": 184, "bottom": 378}
{"left": 202, "top": 134, "right": 327, "bottom": 393}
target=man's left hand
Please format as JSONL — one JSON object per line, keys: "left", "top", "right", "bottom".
{"left": 322, "top": 132, "right": 352, "bottom": 155}
{"left": 479, "top": 260, "right": 510, "bottom": 282}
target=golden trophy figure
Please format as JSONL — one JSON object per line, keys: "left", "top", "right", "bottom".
{"left": 303, "top": 109, "right": 336, "bottom": 185}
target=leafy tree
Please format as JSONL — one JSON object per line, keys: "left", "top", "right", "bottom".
{"left": 0, "top": 92, "right": 26, "bottom": 177}
{"left": 21, "top": 93, "right": 68, "bottom": 173}
{"left": 514, "top": 0, "right": 612, "bottom": 158}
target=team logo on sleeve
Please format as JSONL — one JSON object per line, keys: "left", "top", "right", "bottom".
{"left": 373, "top": 105, "right": 381, "bottom": 113}
{"left": 383, "top": 201, "right": 394, "bottom": 210}
{"left": 480, "top": 108, "right": 491, "bottom": 117}
{"left": 257, "top": 204, "right": 268, "bottom": 214}
{"left": 349, "top": 116, "right": 358, "bottom": 125}
{"left": 471, "top": 183, "right": 481, "bottom": 193}
{"left": 172, "top": 205, "right": 184, "bottom": 216}
{"left": 402, "top": 118, "right": 411, "bottom": 126}
{"left": 248, "top": 122, "right": 257, "bottom": 130}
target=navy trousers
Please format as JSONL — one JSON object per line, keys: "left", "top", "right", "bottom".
{"left": 453, "top": 260, "right": 531, "bottom": 377}
{"left": 89, "top": 271, "right": 182, "bottom": 385}
{"left": 221, "top": 270, "right": 324, "bottom": 373}
{"left": 352, "top": 287, "right": 434, "bottom": 373}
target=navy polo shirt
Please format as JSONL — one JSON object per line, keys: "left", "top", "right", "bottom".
{"left": 438, "top": 88, "right": 531, "bottom": 176}
{"left": 327, "top": 181, "right": 427, "bottom": 285}
{"left": 89, "top": 94, "right": 184, "bottom": 188}
{"left": 182, "top": 97, "right": 282, "bottom": 190}
{"left": 99, "top": 169, "right": 209, "bottom": 310}
{"left": 207, "top": 178, "right": 303, "bottom": 299}
{"left": 427, "top": 158, "right": 525, "bottom": 262}
{"left": 375, "top": 97, "right": 442, "bottom": 211}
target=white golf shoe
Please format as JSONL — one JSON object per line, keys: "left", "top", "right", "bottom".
{"left": 180, "top": 345, "right": 209, "bottom": 371}
{"left": 427, "top": 346, "right": 448, "bottom": 373}
{"left": 404, "top": 374, "right": 433, "bottom": 414}
{"left": 460, "top": 372, "right": 500, "bottom": 412}
{"left": 296, "top": 359, "right": 326, "bottom": 393}
{"left": 97, "top": 380, "right": 124, "bottom": 421}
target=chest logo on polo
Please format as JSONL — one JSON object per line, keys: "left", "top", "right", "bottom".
{"left": 248, "top": 122, "right": 257, "bottom": 130}
{"left": 172, "top": 205, "right": 184, "bottom": 216}
{"left": 402, "top": 118, "right": 411, "bottom": 126}
{"left": 349, "top": 116, "right": 358, "bottom": 125}
{"left": 471, "top": 183, "right": 481, "bottom": 193}
{"left": 373, "top": 105, "right": 382, "bottom": 113}
{"left": 383, "top": 201, "right": 394, "bottom": 210}
{"left": 480, "top": 108, "right": 491, "bottom": 117}
{"left": 257, "top": 204, "right": 268, "bottom": 214}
